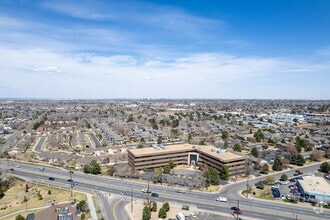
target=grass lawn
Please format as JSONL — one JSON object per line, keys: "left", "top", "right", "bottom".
{"left": 0, "top": 178, "right": 87, "bottom": 218}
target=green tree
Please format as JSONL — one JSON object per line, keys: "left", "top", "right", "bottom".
{"left": 320, "top": 162, "right": 330, "bottom": 173}
{"left": 204, "top": 167, "right": 220, "bottom": 187}
{"left": 199, "top": 139, "right": 206, "bottom": 145}
{"left": 81, "top": 213, "right": 85, "bottom": 220}
{"left": 272, "top": 155, "right": 283, "bottom": 171}
{"left": 280, "top": 174, "right": 288, "bottom": 181}
{"left": 150, "top": 201, "right": 157, "bottom": 212}
{"left": 77, "top": 200, "right": 87, "bottom": 212}
{"left": 83, "top": 164, "right": 91, "bottom": 174}
{"left": 127, "top": 114, "right": 134, "bottom": 122}
{"left": 260, "top": 164, "right": 269, "bottom": 174}
{"left": 15, "top": 215, "right": 25, "bottom": 220}
{"left": 251, "top": 147, "right": 259, "bottom": 158}
{"left": 158, "top": 207, "right": 167, "bottom": 218}
{"left": 0, "top": 189, "right": 4, "bottom": 199}
{"left": 157, "top": 136, "right": 162, "bottom": 144}
{"left": 137, "top": 144, "right": 144, "bottom": 149}
{"left": 233, "top": 143, "right": 242, "bottom": 152}
{"left": 221, "top": 130, "right": 229, "bottom": 139}
{"left": 142, "top": 206, "right": 151, "bottom": 220}
{"left": 168, "top": 160, "right": 175, "bottom": 169}
{"left": 254, "top": 129, "right": 264, "bottom": 142}
{"left": 48, "top": 189, "right": 51, "bottom": 195}
{"left": 163, "top": 202, "right": 170, "bottom": 212}
{"left": 187, "top": 133, "right": 192, "bottom": 143}
{"left": 220, "top": 165, "right": 229, "bottom": 180}
{"left": 90, "top": 160, "right": 101, "bottom": 174}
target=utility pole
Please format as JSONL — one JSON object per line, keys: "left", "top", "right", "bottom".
{"left": 131, "top": 187, "right": 133, "bottom": 213}
{"left": 69, "top": 170, "right": 74, "bottom": 199}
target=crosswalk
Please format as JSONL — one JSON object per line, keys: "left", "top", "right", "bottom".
{"left": 110, "top": 193, "right": 138, "bottom": 202}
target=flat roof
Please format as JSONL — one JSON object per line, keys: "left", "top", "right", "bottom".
{"left": 298, "top": 176, "right": 330, "bottom": 195}
{"left": 128, "top": 144, "right": 244, "bottom": 162}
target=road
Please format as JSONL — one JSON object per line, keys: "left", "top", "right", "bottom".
{"left": 4, "top": 160, "right": 330, "bottom": 220}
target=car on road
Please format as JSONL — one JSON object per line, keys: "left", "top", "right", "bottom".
{"left": 233, "top": 209, "right": 243, "bottom": 215}
{"left": 49, "top": 177, "right": 55, "bottom": 181}
{"left": 16, "top": 164, "right": 20, "bottom": 168}
{"left": 175, "top": 189, "right": 186, "bottom": 193}
{"left": 39, "top": 166, "right": 45, "bottom": 172}
{"left": 216, "top": 196, "right": 227, "bottom": 202}
{"left": 151, "top": 192, "right": 159, "bottom": 197}
{"left": 325, "top": 173, "right": 330, "bottom": 180}
{"left": 9, "top": 168, "right": 14, "bottom": 171}
{"left": 68, "top": 179, "right": 73, "bottom": 182}
{"left": 231, "top": 206, "right": 240, "bottom": 211}
{"left": 141, "top": 188, "right": 151, "bottom": 193}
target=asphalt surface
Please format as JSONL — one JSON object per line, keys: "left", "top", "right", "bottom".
{"left": 3, "top": 160, "right": 330, "bottom": 220}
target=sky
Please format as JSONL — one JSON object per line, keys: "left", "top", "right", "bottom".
{"left": 1, "top": 0, "right": 330, "bottom": 100}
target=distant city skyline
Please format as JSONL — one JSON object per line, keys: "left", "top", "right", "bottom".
{"left": 1, "top": 0, "right": 330, "bottom": 100}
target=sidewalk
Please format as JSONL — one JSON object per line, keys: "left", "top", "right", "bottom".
{"left": 86, "top": 193, "right": 98, "bottom": 220}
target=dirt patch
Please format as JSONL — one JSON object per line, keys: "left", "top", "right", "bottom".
{"left": 126, "top": 198, "right": 198, "bottom": 220}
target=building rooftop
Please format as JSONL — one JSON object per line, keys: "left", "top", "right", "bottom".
{"left": 128, "top": 144, "right": 244, "bottom": 162}
{"left": 298, "top": 176, "right": 330, "bottom": 195}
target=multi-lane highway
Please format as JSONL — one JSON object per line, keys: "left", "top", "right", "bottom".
{"left": 3, "top": 160, "right": 330, "bottom": 220}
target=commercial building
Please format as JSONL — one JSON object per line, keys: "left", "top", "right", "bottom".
{"left": 296, "top": 176, "right": 330, "bottom": 203}
{"left": 127, "top": 144, "right": 246, "bottom": 176}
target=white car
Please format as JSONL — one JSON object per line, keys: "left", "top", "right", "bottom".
{"left": 141, "top": 188, "right": 151, "bottom": 193}
{"left": 216, "top": 196, "right": 227, "bottom": 202}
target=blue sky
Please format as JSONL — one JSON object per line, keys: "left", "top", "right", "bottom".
{"left": 0, "top": 0, "right": 330, "bottom": 99}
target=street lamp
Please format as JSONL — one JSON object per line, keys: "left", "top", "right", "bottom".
{"left": 108, "top": 180, "right": 111, "bottom": 196}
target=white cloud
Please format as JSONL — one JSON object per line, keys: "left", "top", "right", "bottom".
{"left": 34, "top": 66, "right": 61, "bottom": 73}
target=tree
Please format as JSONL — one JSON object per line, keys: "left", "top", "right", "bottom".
{"left": 83, "top": 164, "right": 91, "bottom": 174}
{"left": 264, "top": 175, "right": 275, "bottom": 185}
{"left": 137, "top": 144, "right": 144, "bottom": 149}
{"left": 290, "top": 154, "right": 305, "bottom": 166}
{"left": 157, "top": 136, "right": 162, "bottom": 144}
{"left": 254, "top": 129, "right": 264, "bottom": 142}
{"left": 221, "top": 130, "right": 229, "bottom": 139}
{"left": 163, "top": 202, "right": 170, "bottom": 212}
{"left": 142, "top": 206, "right": 151, "bottom": 220}
{"left": 25, "top": 183, "right": 29, "bottom": 193}
{"left": 272, "top": 155, "right": 283, "bottom": 171}
{"left": 0, "top": 189, "right": 4, "bottom": 199}
{"left": 48, "top": 189, "right": 51, "bottom": 195}
{"left": 15, "top": 215, "right": 25, "bottom": 220}
{"left": 150, "top": 201, "right": 157, "bottom": 212}
{"left": 158, "top": 207, "right": 167, "bottom": 218}
{"left": 199, "top": 139, "right": 206, "bottom": 145}
{"left": 251, "top": 147, "right": 259, "bottom": 158}
{"left": 81, "top": 213, "right": 85, "bottom": 220}
{"left": 280, "top": 174, "right": 288, "bottom": 181}
{"left": 233, "top": 143, "right": 241, "bottom": 152}
{"left": 168, "top": 160, "right": 175, "bottom": 169}
{"left": 187, "top": 133, "right": 192, "bottom": 143}
{"left": 77, "top": 200, "right": 87, "bottom": 212}
{"left": 319, "top": 162, "right": 330, "bottom": 173}
{"left": 220, "top": 165, "right": 229, "bottom": 180}
{"left": 204, "top": 167, "right": 220, "bottom": 187}
{"left": 260, "top": 164, "right": 269, "bottom": 174}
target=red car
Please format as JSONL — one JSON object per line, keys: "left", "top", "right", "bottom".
{"left": 295, "top": 170, "right": 303, "bottom": 175}
{"left": 233, "top": 210, "right": 242, "bottom": 215}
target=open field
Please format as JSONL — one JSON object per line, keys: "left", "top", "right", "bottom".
{"left": 0, "top": 177, "right": 87, "bottom": 219}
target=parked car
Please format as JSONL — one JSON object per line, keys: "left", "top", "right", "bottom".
{"left": 319, "top": 201, "right": 328, "bottom": 206}
{"left": 216, "top": 196, "right": 227, "bottom": 202}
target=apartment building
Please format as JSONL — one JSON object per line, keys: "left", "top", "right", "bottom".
{"left": 127, "top": 144, "right": 246, "bottom": 176}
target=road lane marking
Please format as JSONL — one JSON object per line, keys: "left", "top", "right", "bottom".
{"left": 112, "top": 199, "right": 121, "bottom": 220}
